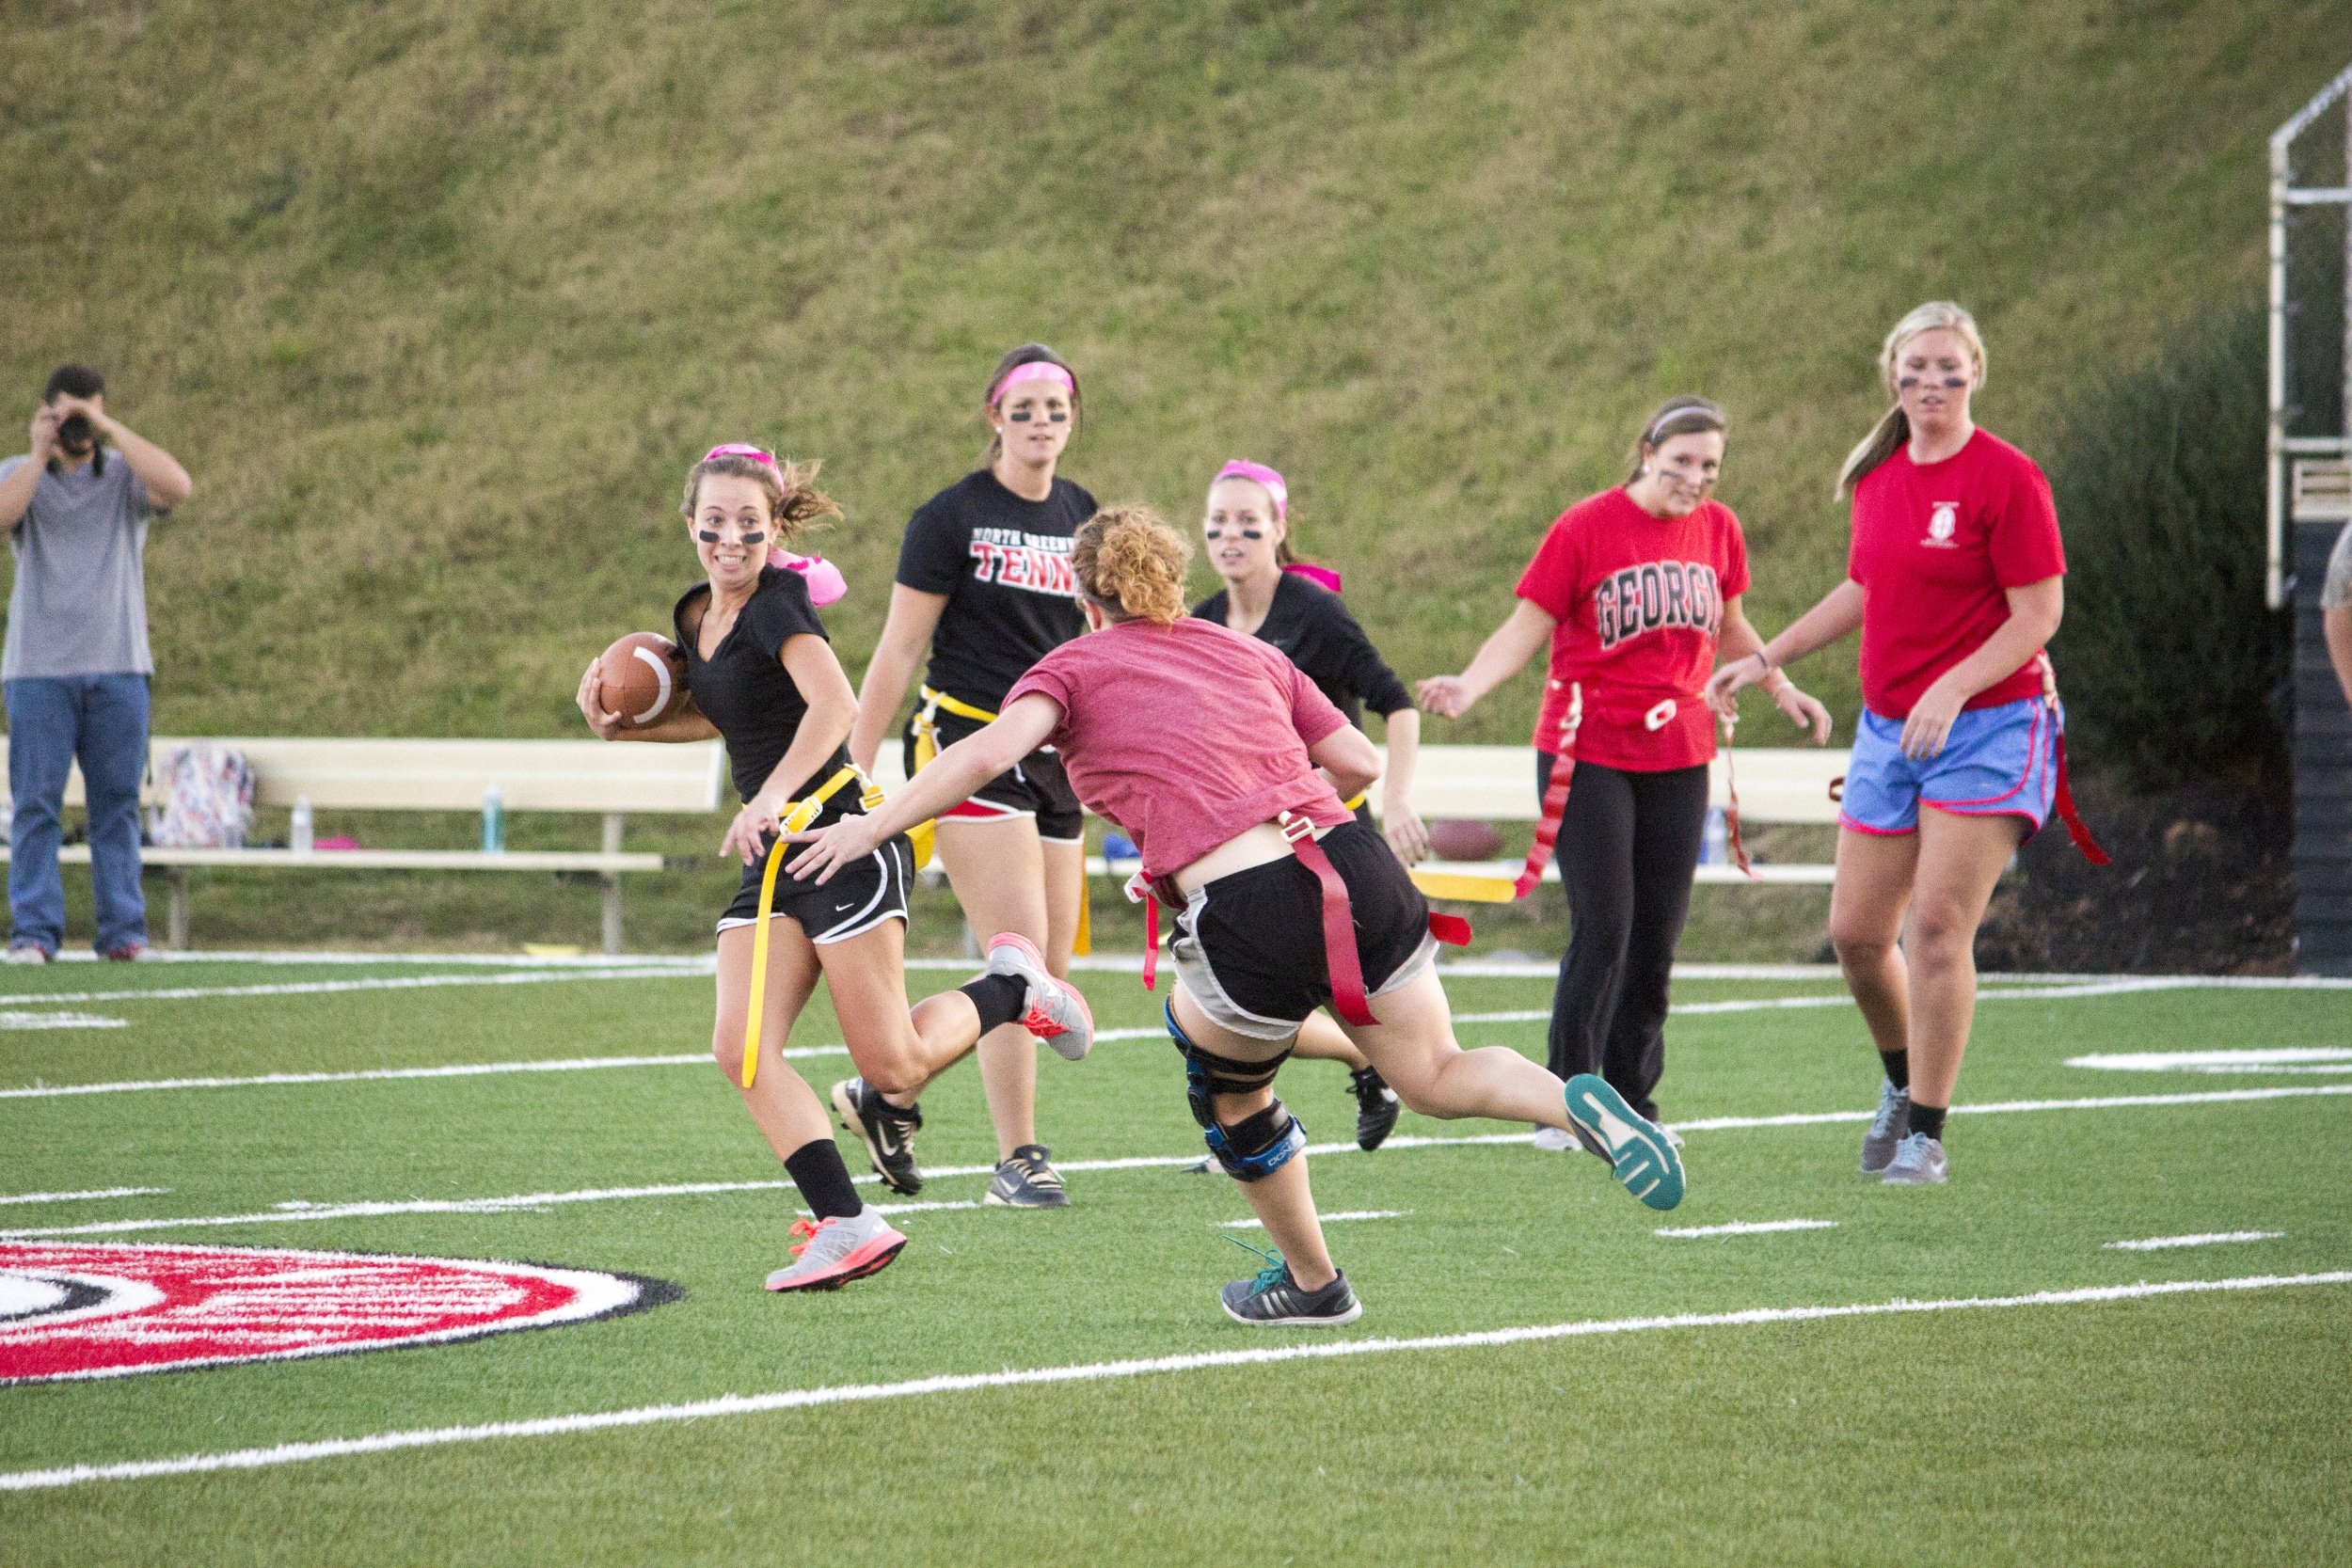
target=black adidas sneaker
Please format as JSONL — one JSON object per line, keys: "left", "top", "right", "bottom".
{"left": 1220, "top": 1256, "right": 1362, "bottom": 1326}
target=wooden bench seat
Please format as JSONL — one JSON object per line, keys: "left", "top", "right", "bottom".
{"left": 0, "top": 736, "right": 726, "bottom": 952}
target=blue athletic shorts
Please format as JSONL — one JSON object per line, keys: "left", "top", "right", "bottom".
{"left": 1838, "top": 696, "right": 2060, "bottom": 837}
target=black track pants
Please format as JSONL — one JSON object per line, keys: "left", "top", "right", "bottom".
{"left": 1534, "top": 752, "right": 1710, "bottom": 1121}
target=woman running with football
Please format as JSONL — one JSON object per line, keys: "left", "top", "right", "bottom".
{"left": 791, "top": 505, "right": 1684, "bottom": 1326}
{"left": 1419, "top": 397, "right": 1831, "bottom": 1147}
{"left": 1708, "top": 303, "right": 2095, "bottom": 1186}
{"left": 577, "top": 445, "right": 1091, "bottom": 1292}
{"left": 845, "top": 345, "right": 1095, "bottom": 1208}
{"left": 1190, "top": 458, "right": 1429, "bottom": 1153}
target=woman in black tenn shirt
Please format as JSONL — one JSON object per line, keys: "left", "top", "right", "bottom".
{"left": 1190, "top": 459, "right": 1432, "bottom": 1152}
{"left": 848, "top": 344, "right": 1096, "bottom": 1209}
{"left": 578, "top": 447, "right": 1089, "bottom": 1292}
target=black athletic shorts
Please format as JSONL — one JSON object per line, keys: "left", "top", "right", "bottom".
{"left": 1168, "top": 820, "right": 1438, "bottom": 1041}
{"left": 718, "top": 828, "right": 914, "bottom": 944}
{"left": 904, "top": 707, "right": 1085, "bottom": 844}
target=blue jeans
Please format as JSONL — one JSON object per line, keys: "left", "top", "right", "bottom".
{"left": 6, "top": 673, "right": 150, "bottom": 954}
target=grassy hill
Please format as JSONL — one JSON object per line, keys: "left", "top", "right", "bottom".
{"left": 3, "top": 0, "right": 2345, "bottom": 752}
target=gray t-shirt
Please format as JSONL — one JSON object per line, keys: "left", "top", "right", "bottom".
{"left": 1, "top": 451, "right": 157, "bottom": 679}
{"left": 2325, "top": 522, "right": 2352, "bottom": 612}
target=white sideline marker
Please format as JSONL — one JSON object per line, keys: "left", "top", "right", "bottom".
{"left": 6, "top": 1271, "right": 2344, "bottom": 1494}
{"left": 1655, "top": 1219, "right": 1837, "bottom": 1239}
{"left": 1216, "top": 1210, "right": 1409, "bottom": 1229}
{"left": 2106, "top": 1231, "right": 2284, "bottom": 1251}
{"left": 0, "top": 1011, "right": 124, "bottom": 1030}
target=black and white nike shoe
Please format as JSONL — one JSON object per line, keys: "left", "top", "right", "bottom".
{"left": 830, "top": 1077, "right": 924, "bottom": 1196}
{"left": 1220, "top": 1256, "right": 1362, "bottom": 1327}
{"left": 1348, "top": 1066, "right": 1402, "bottom": 1150}
{"left": 985, "top": 1144, "right": 1071, "bottom": 1208}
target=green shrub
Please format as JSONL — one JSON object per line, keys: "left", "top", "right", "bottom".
{"left": 2047, "top": 301, "right": 2289, "bottom": 789}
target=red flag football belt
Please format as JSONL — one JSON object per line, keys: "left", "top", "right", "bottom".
{"left": 1126, "top": 817, "right": 1470, "bottom": 1023}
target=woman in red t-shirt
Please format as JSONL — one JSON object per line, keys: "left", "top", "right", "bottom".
{"left": 1420, "top": 397, "right": 1830, "bottom": 1137}
{"left": 790, "top": 505, "right": 1687, "bottom": 1326}
{"left": 1708, "top": 302, "right": 2071, "bottom": 1187}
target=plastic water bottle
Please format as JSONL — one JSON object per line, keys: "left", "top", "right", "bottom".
{"left": 482, "top": 784, "right": 505, "bottom": 853}
{"left": 1700, "top": 805, "right": 1727, "bottom": 865}
{"left": 291, "top": 796, "right": 314, "bottom": 853}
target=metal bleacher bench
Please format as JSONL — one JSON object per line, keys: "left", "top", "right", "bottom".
{"left": 0, "top": 736, "right": 727, "bottom": 954}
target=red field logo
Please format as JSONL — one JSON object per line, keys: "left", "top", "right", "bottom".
{"left": 0, "top": 1241, "right": 677, "bottom": 1385}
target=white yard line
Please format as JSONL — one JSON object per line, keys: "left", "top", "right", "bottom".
{"left": 1216, "top": 1210, "right": 1409, "bottom": 1229}
{"left": 0, "top": 1012, "right": 124, "bottom": 1030}
{"left": 0, "top": 1049, "right": 849, "bottom": 1101}
{"left": 0, "top": 966, "right": 691, "bottom": 1006}
{"left": 1655, "top": 1219, "right": 1837, "bottom": 1238}
{"left": 2106, "top": 1231, "right": 2284, "bottom": 1251}
{"left": 0, "top": 1187, "right": 167, "bottom": 1206}
{"left": 2070, "top": 1048, "right": 2352, "bottom": 1071}
{"left": 6, "top": 1271, "right": 2344, "bottom": 1493}
{"left": 12, "top": 1083, "right": 2346, "bottom": 1241}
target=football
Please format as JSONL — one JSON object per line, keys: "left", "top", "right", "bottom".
{"left": 1424, "top": 817, "right": 1504, "bottom": 862}
{"left": 596, "top": 632, "right": 688, "bottom": 730}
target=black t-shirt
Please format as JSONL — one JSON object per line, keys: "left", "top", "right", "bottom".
{"left": 1191, "top": 571, "right": 1412, "bottom": 730}
{"left": 896, "top": 468, "right": 1097, "bottom": 711}
{"left": 674, "top": 565, "right": 857, "bottom": 811}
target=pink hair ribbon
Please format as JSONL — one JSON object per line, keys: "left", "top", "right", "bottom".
{"left": 989, "top": 361, "right": 1076, "bottom": 404}
{"left": 766, "top": 548, "right": 847, "bottom": 606}
{"left": 1214, "top": 459, "right": 1288, "bottom": 523}
{"left": 1282, "top": 562, "right": 1343, "bottom": 594}
{"left": 702, "top": 443, "right": 781, "bottom": 467}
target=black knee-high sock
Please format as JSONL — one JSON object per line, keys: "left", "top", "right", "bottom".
{"left": 960, "top": 973, "right": 1028, "bottom": 1035}
{"left": 1908, "top": 1101, "right": 1947, "bottom": 1141}
{"left": 784, "top": 1137, "right": 864, "bottom": 1220}
{"left": 1880, "top": 1050, "right": 1911, "bottom": 1091}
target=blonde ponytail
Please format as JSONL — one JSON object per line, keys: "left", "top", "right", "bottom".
{"left": 1073, "top": 504, "right": 1190, "bottom": 626}
{"left": 1836, "top": 301, "right": 1987, "bottom": 499}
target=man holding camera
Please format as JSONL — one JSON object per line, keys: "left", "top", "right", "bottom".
{"left": 0, "top": 366, "right": 192, "bottom": 962}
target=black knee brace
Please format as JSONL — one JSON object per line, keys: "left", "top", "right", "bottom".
{"left": 1165, "top": 1002, "right": 1306, "bottom": 1180}
{"left": 1167, "top": 1000, "right": 1290, "bottom": 1126}
{"left": 1202, "top": 1097, "right": 1308, "bottom": 1181}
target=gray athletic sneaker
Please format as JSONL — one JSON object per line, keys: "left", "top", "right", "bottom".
{"left": 763, "top": 1207, "right": 908, "bottom": 1291}
{"left": 985, "top": 1144, "right": 1071, "bottom": 1208}
{"left": 1860, "top": 1081, "right": 1912, "bottom": 1173}
{"left": 1880, "top": 1131, "right": 1948, "bottom": 1185}
{"left": 1220, "top": 1258, "right": 1362, "bottom": 1326}
{"left": 984, "top": 932, "right": 1094, "bottom": 1060}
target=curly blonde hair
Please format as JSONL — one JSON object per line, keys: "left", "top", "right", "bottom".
{"left": 1073, "top": 504, "right": 1191, "bottom": 626}
{"left": 679, "top": 451, "right": 842, "bottom": 547}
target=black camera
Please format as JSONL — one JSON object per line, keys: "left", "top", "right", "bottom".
{"left": 55, "top": 411, "right": 94, "bottom": 449}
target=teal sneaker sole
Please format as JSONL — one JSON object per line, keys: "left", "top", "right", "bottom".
{"left": 1563, "top": 1074, "right": 1686, "bottom": 1211}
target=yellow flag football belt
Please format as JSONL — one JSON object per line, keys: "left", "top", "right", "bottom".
{"left": 907, "top": 685, "right": 1092, "bottom": 956}
{"left": 739, "top": 764, "right": 880, "bottom": 1089}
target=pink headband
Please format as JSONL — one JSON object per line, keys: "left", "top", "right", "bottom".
{"left": 989, "top": 361, "right": 1075, "bottom": 404}
{"left": 703, "top": 443, "right": 779, "bottom": 468}
{"left": 1213, "top": 459, "right": 1288, "bottom": 522}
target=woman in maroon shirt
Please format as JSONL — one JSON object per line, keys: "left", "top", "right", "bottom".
{"left": 792, "top": 505, "right": 1688, "bottom": 1326}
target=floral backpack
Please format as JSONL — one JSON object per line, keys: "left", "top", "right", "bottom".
{"left": 149, "top": 746, "right": 255, "bottom": 848}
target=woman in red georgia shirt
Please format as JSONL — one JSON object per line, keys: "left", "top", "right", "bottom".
{"left": 1421, "top": 398, "right": 1830, "bottom": 1141}
{"left": 1708, "top": 302, "right": 2070, "bottom": 1187}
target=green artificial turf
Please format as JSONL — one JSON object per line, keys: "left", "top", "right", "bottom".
{"left": 1, "top": 959, "right": 2346, "bottom": 1563}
